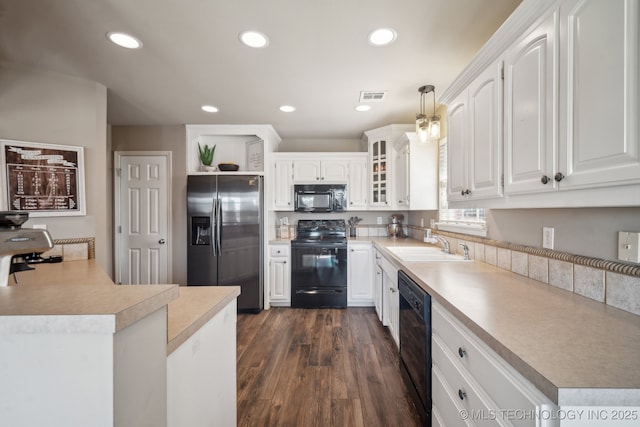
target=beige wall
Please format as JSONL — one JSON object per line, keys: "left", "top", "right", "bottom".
{"left": 110, "top": 125, "right": 188, "bottom": 285}
{"left": 0, "top": 62, "right": 110, "bottom": 271}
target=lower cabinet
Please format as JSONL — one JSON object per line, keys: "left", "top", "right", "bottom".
{"left": 347, "top": 241, "right": 374, "bottom": 306}
{"left": 383, "top": 266, "right": 399, "bottom": 348}
{"left": 375, "top": 248, "right": 400, "bottom": 348}
{"left": 268, "top": 243, "right": 290, "bottom": 306}
{"left": 373, "top": 251, "right": 384, "bottom": 322}
{"left": 432, "top": 301, "right": 555, "bottom": 427}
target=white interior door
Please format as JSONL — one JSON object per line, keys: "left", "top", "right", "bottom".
{"left": 115, "top": 152, "right": 171, "bottom": 285}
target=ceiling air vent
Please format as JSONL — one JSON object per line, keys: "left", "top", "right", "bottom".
{"left": 359, "top": 91, "right": 387, "bottom": 102}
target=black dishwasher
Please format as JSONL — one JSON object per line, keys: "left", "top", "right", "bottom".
{"left": 398, "top": 270, "right": 431, "bottom": 426}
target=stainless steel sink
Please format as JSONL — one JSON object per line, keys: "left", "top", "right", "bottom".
{"left": 385, "top": 246, "right": 472, "bottom": 262}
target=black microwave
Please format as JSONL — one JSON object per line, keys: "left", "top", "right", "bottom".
{"left": 294, "top": 184, "right": 347, "bottom": 213}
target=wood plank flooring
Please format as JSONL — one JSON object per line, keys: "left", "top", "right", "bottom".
{"left": 237, "top": 307, "right": 422, "bottom": 427}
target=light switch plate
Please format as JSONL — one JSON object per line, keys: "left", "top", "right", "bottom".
{"left": 618, "top": 231, "right": 640, "bottom": 263}
{"left": 543, "top": 227, "right": 554, "bottom": 249}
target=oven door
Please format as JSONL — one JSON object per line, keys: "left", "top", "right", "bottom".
{"left": 291, "top": 243, "right": 347, "bottom": 286}
{"left": 291, "top": 242, "right": 347, "bottom": 307}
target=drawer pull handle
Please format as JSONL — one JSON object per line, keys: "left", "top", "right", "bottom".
{"left": 458, "top": 389, "right": 467, "bottom": 401}
{"left": 458, "top": 347, "right": 466, "bottom": 358}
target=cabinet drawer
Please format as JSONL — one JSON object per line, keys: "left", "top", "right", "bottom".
{"left": 432, "top": 303, "right": 551, "bottom": 422}
{"left": 432, "top": 364, "right": 474, "bottom": 427}
{"left": 433, "top": 335, "right": 500, "bottom": 427}
{"left": 269, "top": 245, "right": 290, "bottom": 257}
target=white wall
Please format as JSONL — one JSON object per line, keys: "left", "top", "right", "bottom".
{"left": 0, "top": 62, "right": 110, "bottom": 271}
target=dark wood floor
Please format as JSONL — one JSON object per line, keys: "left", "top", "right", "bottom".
{"left": 237, "top": 307, "right": 422, "bottom": 427}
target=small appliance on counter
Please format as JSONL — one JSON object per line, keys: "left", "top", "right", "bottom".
{"left": 388, "top": 214, "right": 405, "bottom": 238}
{"left": 0, "top": 211, "right": 62, "bottom": 286}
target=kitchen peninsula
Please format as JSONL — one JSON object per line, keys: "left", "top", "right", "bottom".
{"left": 0, "top": 260, "right": 239, "bottom": 427}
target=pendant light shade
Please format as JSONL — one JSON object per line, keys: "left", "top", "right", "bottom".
{"left": 416, "top": 84, "right": 440, "bottom": 143}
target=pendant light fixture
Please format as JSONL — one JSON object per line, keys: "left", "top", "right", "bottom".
{"left": 416, "top": 85, "right": 441, "bottom": 143}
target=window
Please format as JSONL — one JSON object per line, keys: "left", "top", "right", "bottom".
{"left": 437, "top": 139, "right": 487, "bottom": 236}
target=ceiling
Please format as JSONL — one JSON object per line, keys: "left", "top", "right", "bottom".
{"left": 0, "top": 0, "right": 521, "bottom": 140}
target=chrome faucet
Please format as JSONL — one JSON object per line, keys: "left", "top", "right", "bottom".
{"left": 432, "top": 235, "right": 451, "bottom": 254}
{"left": 459, "top": 243, "right": 471, "bottom": 260}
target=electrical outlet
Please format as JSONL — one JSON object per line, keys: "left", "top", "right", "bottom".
{"left": 543, "top": 227, "right": 554, "bottom": 249}
{"left": 618, "top": 231, "right": 640, "bottom": 263}
{"left": 377, "top": 216, "right": 382, "bottom": 225}
{"left": 32, "top": 224, "right": 47, "bottom": 230}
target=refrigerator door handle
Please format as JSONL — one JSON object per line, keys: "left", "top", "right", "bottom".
{"left": 212, "top": 197, "right": 218, "bottom": 257}
{"left": 216, "top": 197, "right": 222, "bottom": 255}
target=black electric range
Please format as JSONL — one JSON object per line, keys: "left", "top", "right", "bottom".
{"left": 290, "top": 220, "right": 347, "bottom": 308}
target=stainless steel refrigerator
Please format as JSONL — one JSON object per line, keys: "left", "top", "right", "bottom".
{"left": 187, "top": 174, "right": 263, "bottom": 313}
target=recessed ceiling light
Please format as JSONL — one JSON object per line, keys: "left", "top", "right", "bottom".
{"left": 279, "top": 105, "right": 296, "bottom": 113}
{"left": 239, "top": 31, "right": 269, "bottom": 48}
{"left": 355, "top": 105, "right": 371, "bottom": 112}
{"left": 201, "top": 105, "right": 219, "bottom": 113}
{"left": 107, "top": 32, "right": 142, "bottom": 49}
{"left": 368, "top": 28, "right": 397, "bottom": 46}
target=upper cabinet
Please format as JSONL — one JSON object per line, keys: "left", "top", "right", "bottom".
{"left": 347, "top": 156, "right": 368, "bottom": 209}
{"left": 442, "top": 0, "right": 640, "bottom": 207}
{"left": 394, "top": 132, "right": 439, "bottom": 210}
{"left": 557, "top": 0, "right": 640, "bottom": 192}
{"left": 364, "top": 124, "right": 414, "bottom": 210}
{"left": 271, "top": 152, "right": 367, "bottom": 211}
{"left": 273, "top": 158, "right": 294, "bottom": 210}
{"left": 504, "top": 8, "right": 558, "bottom": 195}
{"left": 292, "top": 158, "right": 349, "bottom": 182}
{"left": 447, "top": 60, "right": 504, "bottom": 203}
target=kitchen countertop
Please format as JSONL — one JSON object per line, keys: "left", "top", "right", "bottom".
{"left": 167, "top": 285, "right": 240, "bottom": 354}
{"left": 370, "top": 237, "right": 640, "bottom": 405}
{"left": 0, "top": 261, "right": 240, "bottom": 352}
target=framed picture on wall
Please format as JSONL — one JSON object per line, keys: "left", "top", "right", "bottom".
{"left": 0, "top": 139, "right": 86, "bottom": 216}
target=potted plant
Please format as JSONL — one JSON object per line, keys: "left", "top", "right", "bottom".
{"left": 198, "top": 143, "right": 216, "bottom": 171}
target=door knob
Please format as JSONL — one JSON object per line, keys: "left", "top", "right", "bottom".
{"left": 541, "top": 175, "right": 550, "bottom": 184}
{"left": 554, "top": 172, "right": 565, "bottom": 182}
{"left": 159, "top": 239, "right": 166, "bottom": 244}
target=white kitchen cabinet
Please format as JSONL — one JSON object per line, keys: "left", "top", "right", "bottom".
{"left": 394, "top": 132, "right": 439, "bottom": 210}
{"left": 364, "top": 124, "right": 414, "bottom": 210}
{"left": 384, "top": 267, "right": 399, "bottom": 348}
{"left": 443, "top": 0, "right": 640, "bottom": 207}
{"left": 376, "top": 249, "right": 399, "bottom": 348}
{"left": 292, "top": 158, "right": 348, "bottom": 182}
{"left": 507, "top": 0, "right": 640, "bottom": 200}
{"left": 272, "top": 158, "right": 293, "bottom": 210}
{"left": 268, "top": 243, "right": 290, "bottom": 306}
{"left": 505, "top": 8, "right": 558, "bottom": 195}
{"left": 373, "top": 253, "right": 384, "bottom": 322}
{"left": 395, "top": 143, "right": 409, "bottom": 208}
{"left": 432, "top": 301, "right": 555, "bottom": 427}
{"left": 557, "top": 0, "right": 640, "bottom": 192}
{"left": 347, "top": 241, "right": 373, "bottom": 306}
{"left": 347, "top": 156, "right": 368, "bottom": 209}
{"left": 447, "top": 60, "right": 504, "bottom": 204}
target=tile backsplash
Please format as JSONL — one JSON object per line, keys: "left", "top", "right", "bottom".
{"left": 407, "top": 226, "right": 640, "bottom": 317}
